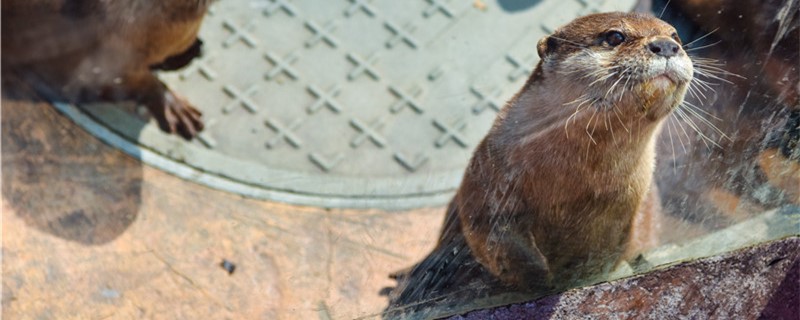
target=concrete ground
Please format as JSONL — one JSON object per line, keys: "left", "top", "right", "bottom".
{"left": 2, "top": 95, "right": 795, "bottom": 320}
{"left": 1, "top": 99, "right": 444, "bottom": 319}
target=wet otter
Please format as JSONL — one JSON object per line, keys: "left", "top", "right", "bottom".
{"left": 1, "top": 0, "right": 209, "bottom": 139}
{"left": 386, "top": 12, "right": 693, "bottom": 317}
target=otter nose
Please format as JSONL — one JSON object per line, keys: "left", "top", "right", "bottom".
{"left": 648, "top": 39, "right": 680, "bottom": 58}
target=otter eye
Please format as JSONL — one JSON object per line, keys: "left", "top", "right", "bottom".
{"left": 671, "top": 32, "right": 682, "bottom": 45}
{"left": 604, "top": 31, "right": 625, "bottom": 47}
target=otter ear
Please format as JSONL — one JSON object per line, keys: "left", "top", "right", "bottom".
{"left": 537, "top": 36, "right": 558, "bottom": 58}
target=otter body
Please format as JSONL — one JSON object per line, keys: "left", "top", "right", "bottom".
{"left": 457, "top": 12, "right": 693, "bottom": 287}
{"left": 387, "top": 12, "right": 693, "bottom": 316}
{"left": 2, "top": 0, "right": 209, "bottom": 139}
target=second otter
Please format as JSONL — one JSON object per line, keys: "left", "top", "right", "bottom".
{"left": 2, "top": 0, "right": 209, "bottom": 139}
{"left": 388, "top": 12, "right": 693, "bottom": 312}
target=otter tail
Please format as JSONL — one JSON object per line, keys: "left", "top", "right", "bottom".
{"left": 382, "top": 204, "right": 507, "bottom": 319}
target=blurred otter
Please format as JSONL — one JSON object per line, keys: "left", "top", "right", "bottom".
{"left": 385, "top": 12, "right": 693, "bottom": 318}
{"left": 1, "top": 0, "right": 210, "bottom": 139}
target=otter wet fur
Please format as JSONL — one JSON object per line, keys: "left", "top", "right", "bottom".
{"left": 1, "top": 0, "right": 210, "bottom": 139}
{"left": 385, "top": 12, "right": 694, "bottom": 318}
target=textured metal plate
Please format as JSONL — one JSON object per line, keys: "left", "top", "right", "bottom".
{"left": 61, "top": 0, "right": 635, "bottom": 209}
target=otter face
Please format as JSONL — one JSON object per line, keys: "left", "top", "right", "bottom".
{"left": 537, "top": 12, "right": 693, "bottom": 118}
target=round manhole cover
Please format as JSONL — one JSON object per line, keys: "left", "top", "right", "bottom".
{"left": 56, "top": 0, "right": 635, "bottom": 209}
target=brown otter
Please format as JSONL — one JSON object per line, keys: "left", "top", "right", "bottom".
{"left": 386, "top": 12, "right": 693, "bottom": 317}
{"left": 1, "top": 0, "right": 209, "bottom": 139}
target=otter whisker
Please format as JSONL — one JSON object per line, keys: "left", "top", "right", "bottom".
{"left": 606, "top": 111, "right": 618, "bottom": 144}
{"left": 680, "top": 101, "right": 730, "bottom": 141}
{"left": 670, "top": 110, "right": 694, "bottom": 151}
{"left": 691, "top": 60, "right": 743, "bottom": 79}
{"left": 611, "top": 103, "right": 630, "bottom": 133}
{"left": 549, "top": 35, "right": 590, "bottom": 49}
{"left": 693, "top": 68, "right": 734, "bottom": 85}
{"left": 569, "top": 68, "right": 606, "bottom": 79}
{"left": 590, "top": 109, "right": 601, "bottom": 141}
{"left": 658, "top": 0, "right": 672, "bottom": 18}
{"left": 664, "top": 117, "right": 678, "bottom": 173}
{"left": 564, "top": 94, "right": 590, "bottom": 106}
{"left": 585, "top": 105, "right": 600, "bottom": 145}
{"left": 620, "top": 72, "right": 634, "bottom": 101}
{"left": 588, "top": 71, "right": 617, "bottom": 87}
{"left": 684, "top": 40, "right": 722, "bottom": 52}
{"left": 572, "top": 64, "right": 619, "bottom": 82}
{"left": 681, "top": 100, "right": 722, "bottom": 121}
{"left": 682, "top": 28, "right": 719, "bottom": 49}
{"left": 693, "top": 63, "right": 745, "bottom": 80}
{"left": 581, "top": 65, "right": 619, "bottom": 79}
{"left": 692, "top": 63, "right": 733, "bottom": 75}
{"left": 691, "top": 56, "right": 746, "bottom": 80}
{"left": 688, "top": 81, "right": 716, "bottom": 100}
{"left": 564, "top": 95, "right": 593, "bottom": 138}
{"left": 584, "top": 109, "right": 600, "bottom": 161}
{"left": 564, "top": 94, "right": 589, "bottom": 138}
{"left": 686, "top": 81, "right": 705, "bottom": 100}
{"left": 667, "top": 116, "right": 688, "bottom": 154}
{"left": 604, "top": 74, "right": 625, "bottom": 100}
{"left": 674, "top": 108, "right": 721, "bottom": 148}
{"left": 681, "top": 56, "right": 746, "bottom": 147}
{"left": 691, "top": 56, "right": 727, "bottom": 66}
{"left": 579, "top": 63, "right": 620, "bottom": 73}
{"left": 691, "top": 76, "right": 717, "bottom": 93}
{"left": 575, "top": 69, "right": 601, "bottom": 78}
{"left": 687, "top": 86, "right": 706, "bottom": 100}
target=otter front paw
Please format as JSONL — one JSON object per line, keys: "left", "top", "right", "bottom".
{"left": 147, "top": 90, "right": 204, "bottom": 140}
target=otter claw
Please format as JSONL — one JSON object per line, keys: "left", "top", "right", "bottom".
{"left": 149, "top": 90, "right": 204, "bottom": 140}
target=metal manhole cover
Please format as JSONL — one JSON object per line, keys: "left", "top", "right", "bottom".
{"left": 56, "top": 0, "right": 635, "bottom": 209}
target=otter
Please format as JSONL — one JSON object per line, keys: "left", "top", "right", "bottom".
{"left": 1, "top": 0, "right": 209, "bottom": 139}
{"left": 386, "top": 12, "right": 693, "bottom": 317}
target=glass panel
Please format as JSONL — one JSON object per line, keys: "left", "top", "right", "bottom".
{"left": 2, "top": 0, "right": 797, "bottom": 319}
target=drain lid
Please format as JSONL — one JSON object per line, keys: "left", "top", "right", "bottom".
{"left": 61, "top": 0, "right": 635, "bottom": 209}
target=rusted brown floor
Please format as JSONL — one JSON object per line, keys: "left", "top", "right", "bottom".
{"left": 1, "top": 99, "right": 444, "bottom": 319}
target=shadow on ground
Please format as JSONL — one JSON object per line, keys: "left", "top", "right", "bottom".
{"left": 2, "top": 83, "right": 145, "bottom": 245}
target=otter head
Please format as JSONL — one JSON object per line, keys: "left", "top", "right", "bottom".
{"left": 536, "top": 12, "right": 693, "bottom": 121}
